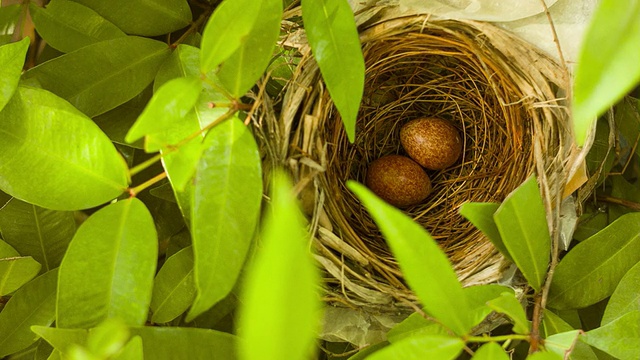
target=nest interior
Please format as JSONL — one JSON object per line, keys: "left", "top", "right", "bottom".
{"left": 255, "top": 16, "right": 572, "bottom": 313}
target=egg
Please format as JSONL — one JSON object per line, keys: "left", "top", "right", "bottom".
{"left": 400, "top": 117, "right": 462, "bottom": 170}
{"left": 365, "top": 155, "right": 432, "bottom": 208}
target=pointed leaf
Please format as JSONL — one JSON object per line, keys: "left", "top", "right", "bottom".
{"left": 348, "top": 181, "right": 473, "bottom": 336}
{"left": 602, "top": 260, "right": 640, "bottom": 325}
{"left": 154, "top": 45, "right": 228, "bottom": 193}
{"left": 187, "top": 118, "right": 262, "bottom": 320}
{"left": 238, "top": 171, "right": 320, "bottom": 360}
{"left": 29, "top": 0, "right": 125, "bottom": 53}
{"left": 0, "top": 256, "right": 41, "bottom": 295}
{"left": 68, "top": 0, "right": 191, "bottom": 36}
{"left": 548, "top": 212, "right": 640, "bottom": 309}
{"left": 125, "top": 76, "right": 202, "bottom": 150}
{"left": 386, "top": 313, "right": 447, "bottom": 344}
{"left": 0, "top": 197, "right": 75, "bottom": 271}
{"left": 302, "top": 0, "right": 364, "bottom": 142}
{"left": 30, "top": 327, "right": 88, "bottom": 354}
{"left": 0, "top": 239, "right": 19, "bottom": 258}
{"left": 545, "top": 330, "right": 580, "bottom": 359}
{"left": 472, "top": 342, "right": 509, "bottom": 360}
{"left": 367, "top": 334, "right": 464, "bottom": 360}
{"left": 542, "top": 310, "right": 598, "bottom": 360}
{"left": 128, "top": 327, "right": 237, "bottom": 360}
{"left": 199, "top": 0, "right": 260, "bottom": 73}
{"left": 25, "top": 36, "right": 171, "bottom": 117}
{"left": 464, "top": 284, "right": 514, "bottom": 328}
{"left": 582, "top": 311, "right": 640, "bottom": 360}
{"left": 57, "top": 198, "right": 158, "bottom": 328}
{"left": 150, "top": 246, "right": 196, "bottom": 324}
{"left": 0, "top": 86, "right": 129, "bottom": 210}
{"left": 0, "top": 270, "right": 58, "bottom": 358}
{"left": 572, "top": 0, "right": 640, "bottom": 145}
{"left": 218, "top": 0, "right": 282, "bottom": 97}
{"left": 0, "top": 37, "right": 28, "bottom": 112}
{"left": 487, "top": 292, "right": 530, "bottom": 335}
{"left": 117, "top": 336, "right": 143, "bottom": 360}
{"left": 494, "top": 176, "right": 550, "bottom": 292}
{"left": 460, "top": 202, "right": 510, "bottom": 261}
{"left": 86, "top": 319, "right": 129, "bottom": 358}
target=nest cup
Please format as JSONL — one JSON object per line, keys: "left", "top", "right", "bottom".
{"left": 254, "top": 15, "right": 572, "bottom": 315}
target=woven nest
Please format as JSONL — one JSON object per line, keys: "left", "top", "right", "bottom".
{"left": 253, "top": 15, "right": 574, "bottom": 315}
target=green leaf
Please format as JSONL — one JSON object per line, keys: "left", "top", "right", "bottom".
{"left": 302, "top": 0, "right": 364, "bottom": 142}
{"left": 464, "top": 284, "right": 514, "bottom": 328}
{"left": 0, "top": 197, "right": 76, "bottom": 271}
{"left": 494, "top": 176, "right": 550, "bottom": 292}
{"left": 187, "top": 118, "right": 262, "bottom": 320}
{"left": 25, "top": 36, "right": 171, "bottom": 117}
{"left": 348, "top": 181, "right": 473, "bottom": 336}
{"left": 153, "top": 44, "right": 228, "bottom": 193}
{"left": 0, "top": 256, "right": 41, "bottom": 295}
{"left": 93, "top": 85, "right": 152, "bottom": 149}
{"left": 0, "top": 5, "right": 22, "bottom": 45}
{"left": 582, "top": 311, "right": 640, "bottom": 360}
{"left": 128, "top": 327, "right": 237, "bottom": 360}
{"left": 0, "top": 86, "right": 129, "bottom": 210}
{"left": 526, "top": 351, "right": 563, "bottom": 360}
{"left": 367, "top": 334, "right": 464, "bottom": 360}
{"left": 545, "top": 330, "right": 580, "bottom": 359}
{"left": 548, "top": 212, "right": 640, "bottom": 309}
{"left": 542, "top": 310, "right": 598, "bottom": 360}
{"left": 30, "top": 326, "right": 88, "bottom": 354}
{"left": 386, "top": 313, "right": 447, "bottom": 344}
{"left": 67, "top": 0, "right": 191, "bottom": 36}
{"left": 572, "top": 0, "right": 640, "bottom": 146}
{"left": 487, "top": 292, "right": 530, "bottom": 335}
{"left": 126, "top": 76, "right": 202, "bottom": 150}
{"left": 459, "top": 202, "right": 510, "bottom": 261}
{"left": 217, "top": 0, "right": 282, "bottom": 97}
{"left": 601, "top": 260, "right": 640, "bottom": 325}
{"left": 199, "top": 0, "right": 260, "bottom": 74}
{"left": 29, "top": 0, "right": 125, "bottom": 53}
{"left": 150, "top": 246, "right": 196, "bottom": 324}
{"left": 0, "top": 239, "right": 19, "bottom": 258}
{"left": 57, "top": 198, "right": 158, "bottom": 328}
{"left": 238, "top": 171, "right": 320, "bottom": 360}
{"left": 0, "top": 37, "right": 29, "bottom": 112}
{"left": 86, "top": 319, "right": 129, "bottom": 358}
{"left": 472, "top": 342, "right": 509, "bottom": 360}
{"left": 0, "top": 269, "right": 58, "bottom": 358}
{"left": 117, "top": 336, "right": 143, "bottom": 360}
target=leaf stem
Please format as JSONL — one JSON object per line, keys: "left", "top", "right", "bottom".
{"left": 129, "top": 153, "right": 163, "bottom": 177}
{"left": 465, "top": 334, "right": 530, "bottom": 343}
{"left": 128, "top": 172, "right": 168, "bottom": 197}
{"left": 596, "top": 194, "right": 640, "bottom": 211}
{"left": 170, "top": 12, "right": 209, "bottom": 48}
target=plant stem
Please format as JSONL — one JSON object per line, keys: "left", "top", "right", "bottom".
{"left": 597, "top": 194, "right": 640, "bottom": 211}
{"left": 129, "top": 153, "right": 163, "bottom": 177}
{"left": 465, "top": 334, "right": 530, "bottom": 343}
{"left": 170, "top": 12, "right": 208, "bottom": 48}
{"left": 128, "top": 172, "right": 168, "bottom": 197}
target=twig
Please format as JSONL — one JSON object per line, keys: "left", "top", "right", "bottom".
{"left": 597, "top": 195, "right": 640, "bottom": 211}
{"left": 128, "top": 172, "right": 168, "bottom": 197}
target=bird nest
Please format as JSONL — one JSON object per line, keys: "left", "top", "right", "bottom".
{"left": 252, "top": 15, "right": 573, "bottom": 316}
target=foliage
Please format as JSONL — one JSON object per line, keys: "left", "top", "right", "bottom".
{"left": 0, "top": 0, "right": 638, "bottom": 360}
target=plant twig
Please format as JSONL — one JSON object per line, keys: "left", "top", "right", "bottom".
{"left": 170, "top": 12, "right": 209, "bottom": 48}
{"left": 129, "top": 153, "right": 163, "bottom": 177}
{"left": 128, "top": 172, "right": 168, "bottom": 197}
{"left": 466, "top": 334, "right": 530, "bottom": 343}
{"left": 597, "top": 194, "right": 640, "bottom": 211}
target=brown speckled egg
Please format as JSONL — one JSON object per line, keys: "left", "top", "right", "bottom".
{"left": 400, "top": 117, "right": 462, "bottom": 170}
{"left": 365, "top": 155, "right": 432, "bottom": 208}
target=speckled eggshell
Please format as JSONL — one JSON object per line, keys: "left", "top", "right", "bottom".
{"left": 365, "top": 155, "right": 432, "bottom": 208}
{"left": 400, "top": 117, "right": 462, "bottom": 170}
